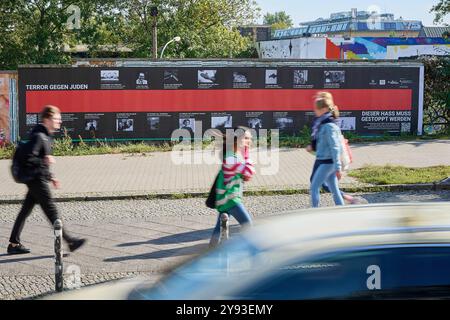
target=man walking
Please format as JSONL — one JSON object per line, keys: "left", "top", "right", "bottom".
{"left": 7, "top": 105, "right": 86, "bottom": 254}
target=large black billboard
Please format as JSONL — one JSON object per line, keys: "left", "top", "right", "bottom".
{"left": 18, "top": 61, "right": 424, "bottom": 141}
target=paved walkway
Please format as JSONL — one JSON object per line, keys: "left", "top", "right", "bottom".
{"left": 0, "top": 140, "right": 449, "bottom": 200}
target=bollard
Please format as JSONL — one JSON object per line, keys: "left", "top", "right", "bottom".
{"left": 219, "top": 213, "right": 230, "bottom": 274}
{"left": 54, "top": 219, "right": 63, "bottom": 292}
{"left": 220, "top": 213, "right": 229, "bottom": 242}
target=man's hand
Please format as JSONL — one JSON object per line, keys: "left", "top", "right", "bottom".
{"left": 306, "top": 145, "right": 313, "bottom": 153}
{"left": 44, "top": 155, "right": 56, "bottom": 166}
{"left": 336, "top": 171, "right": 343, "bottom": 180}
{"left": 51, "top": 178, "right": 61, "bottom": 189}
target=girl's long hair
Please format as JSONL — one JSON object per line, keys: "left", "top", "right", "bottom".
{"left": 221, "top": 126, "right": 250, "bottom": 161}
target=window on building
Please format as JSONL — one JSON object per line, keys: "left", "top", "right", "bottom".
{"left": 386, "top": 23, "right": 396, "bottom": 30}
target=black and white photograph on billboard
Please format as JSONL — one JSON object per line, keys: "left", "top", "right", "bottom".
{"left": 293, "top": 70, "right": 308, "bottom": 84}
{"left": 116, "top": 119, "right": 134, "bottom": 132}
{"left": 248, "top": 117, "right": 263, "bottom": 130}
{"left": 148, "top": 117, "right": 160, "bottom": 131}
{"left": 211, "top": 115, "right": 232, "bottom": 129}
{"left": 85, "top": 120, "right": 98, "bottom": 131}
{"left": 101, "top": 70, "right": 119, "bottom": 82}
{"left": 233, "top": 72, "right": 248, "bottom": 83}
{"left": 179, "top": 118, "right": 195, "bottom": 135}
{"left": 26, "top": 114, "right": 38, "bottom": 126}
{"left": 275, "top": 117, "right": 294, "bottom": 130}
{"left": 198, "top": 70, "right": 217, "bottom": 83}
{"left": 337, "top": 117, "right": 356, "bottom": 131}
{"left": 164, "top": 70, "right": 180, "bottom": 83}
{"left": 136, "top": 72, "right": 148, "bottom": 85}
{"left": 265, "top": 69, "right": 278, "bottom": 85}
{"left": 324, "top": 71, "right": 345, "bottom": 84}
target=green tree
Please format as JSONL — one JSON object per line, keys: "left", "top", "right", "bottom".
{"left": 0, "top": 0, "right": 125, "bottom": 69}
{"left": 430, "top": 0, "right": 449, "bottom": 25}
{"left": 421, "top": 57, "right": 450, "bottom": 134}
{"left": 263, "top": 11, "right": 293, "bottom": 31}
{"left": 0, "top": 0, "right": 261, "bottom": 68}
{"left": 121, "top": 0, "right": 260, "bottom": 59}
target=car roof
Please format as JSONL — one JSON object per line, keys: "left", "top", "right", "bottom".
{"left": 241, "top": 202, "right": 450, "bottom": 254}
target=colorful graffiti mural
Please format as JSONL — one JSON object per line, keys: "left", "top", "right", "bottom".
{"left": 258, "top": 37, "right": 450, "bottom": 60}
{"left": 0, "top": 73, "right": 18, "bottom": 146}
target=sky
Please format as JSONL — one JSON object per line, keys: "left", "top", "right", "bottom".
{"left": 255, "top": 0, "right": 449, "bottom": 27}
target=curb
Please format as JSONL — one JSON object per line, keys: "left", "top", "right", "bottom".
{"left": 0, "top": 183, "right": 448, "bottom": 205}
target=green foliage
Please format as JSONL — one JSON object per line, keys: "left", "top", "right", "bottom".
{"left": 0, "top": 143, "right": 15, "bottom": 160}
{"left": 0, "top": 0, "right": 261, "bottom": 69}
{"left": 263, "top": 11, "right": 293, "bottom": 31}
{"left": 421, "top": 57, "right": 450, "bottom": 135}
{"left": 278, "top": 125, "right": 311, "bottom": 148}
{"left": 430, "top": 0, "right": 449, "bottom": 25}
{"left": 349, "top": 165, "right": 450, "bottom": 185}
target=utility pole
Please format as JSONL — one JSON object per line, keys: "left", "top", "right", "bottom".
{"left": 151, "top": 6, "right": 158, "bottom": 59}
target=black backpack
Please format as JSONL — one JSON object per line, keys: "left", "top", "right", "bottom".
{"left": 11, "top": 141, "right": 33, "bottom": 184}
{"left": 205, "top": 173, "right": 219, "bottom": 209}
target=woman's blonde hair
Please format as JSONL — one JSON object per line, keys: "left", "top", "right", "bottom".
{"left": 314, "top": 92, "right": 339, "bottom": 119}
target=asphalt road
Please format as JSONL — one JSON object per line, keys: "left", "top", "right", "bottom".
{"left": 0, "top": 191, "right": 449, "bottom": 300}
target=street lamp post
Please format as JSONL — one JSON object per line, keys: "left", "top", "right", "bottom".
{"left": 150, "top": 6, "right": 158, "bottom": 59}
{"left": 160, "top": 36, "right": 181, "bottom": 59}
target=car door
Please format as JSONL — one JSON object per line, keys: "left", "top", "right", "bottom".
{"left": 230, "top": 245, "right": 450, "bottom": 300}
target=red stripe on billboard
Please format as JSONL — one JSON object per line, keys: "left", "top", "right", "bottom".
{"left": 26, "top": 89, "right": 412, "bottom": 113}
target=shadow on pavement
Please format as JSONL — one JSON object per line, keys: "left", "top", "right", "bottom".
{"left": 117, "top": 225, "right": 240, "bottom": 247}
{"left": 0, "top": 254, "right": 53, "bottom": 264}
{"left": 104, "top": 243, "right": 208, "bottom": 262}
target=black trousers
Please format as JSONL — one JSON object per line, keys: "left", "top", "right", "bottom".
{"left": 9, "top": 178, "right": 74, "bottom": 244}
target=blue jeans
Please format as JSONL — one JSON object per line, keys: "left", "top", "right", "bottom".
{"left": 210, "top": 202, "right": 252, "bottom": 243}
{"left": 310, "top": 163, "right": 344, "bottom": 208}
{"left": 310, "top": 159, "right": 346, "bottom": 198}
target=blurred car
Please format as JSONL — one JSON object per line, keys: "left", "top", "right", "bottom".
{"left": 46, "top": 202, "right": 450, "bottom": 300}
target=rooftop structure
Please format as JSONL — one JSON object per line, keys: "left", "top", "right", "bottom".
{"left": 273, "top": 9, "right": 423, "bottom": 39}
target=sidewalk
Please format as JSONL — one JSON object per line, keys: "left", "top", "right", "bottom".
{"left": 0, "top": 140, "right": 449, "bottom": 201}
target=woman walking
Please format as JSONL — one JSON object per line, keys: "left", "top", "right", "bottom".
{"left": 209, "top": 126, "right": 255, "bottom": 247}
{"left": 308, "top": 92, "right": 345, "bottom": 208}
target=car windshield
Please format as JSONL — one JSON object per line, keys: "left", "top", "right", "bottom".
{"left": 128, "top": 235, "right": 267, "bottom": 299}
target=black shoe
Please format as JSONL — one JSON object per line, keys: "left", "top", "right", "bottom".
{"left": 7, "top": 243, "right": 31, "bottom": 255}
{"left": 68, "top": 238, "right": 86, "bottom": 253}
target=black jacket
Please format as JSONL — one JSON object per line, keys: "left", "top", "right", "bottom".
{"left": 23, "top": 124, "right": 54, "bottom": 181}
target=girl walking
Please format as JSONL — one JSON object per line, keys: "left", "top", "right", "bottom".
{"left": 209, "top": 126, "right": 255, "bottom": 247}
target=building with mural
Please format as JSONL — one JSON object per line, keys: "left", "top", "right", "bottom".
{"left": 257, "top": 8, "right": 450, "bottom": 60}
{"left": 257, "top": 37, "right": 450, "bottom": 60}
{"left": 0, "top": 72, "right": 18, "bottom": 146}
